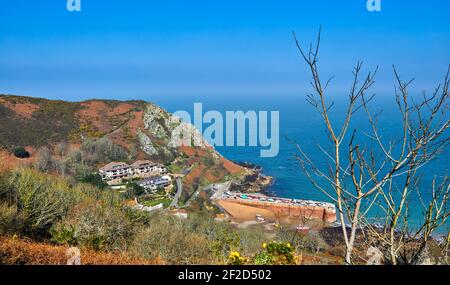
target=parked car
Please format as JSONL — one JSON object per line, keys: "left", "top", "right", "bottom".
{"left": 256, "top": 214, "right": 265, "bottom": 222}
{"left": 296, "top": 225, "right": 310, "bottom": 234}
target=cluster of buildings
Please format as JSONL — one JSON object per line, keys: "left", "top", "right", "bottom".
{"left": 137, "top": 176, "right": 171, "bottom": 193}
{"left": 223, "top": 191, "right": 335, "bottom": 209}
{"left": 99, "top": 160, "right": 168, "bottom": 181}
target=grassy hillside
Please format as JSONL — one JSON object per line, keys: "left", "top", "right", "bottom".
{"left": 0, "top": 166, "right": 345, "bottom": 265}
{"left": 0, "top": 96, "right": 80, "bottom": 148}
{"left": 0, "top": 95, "right": 146, "bottom": 150}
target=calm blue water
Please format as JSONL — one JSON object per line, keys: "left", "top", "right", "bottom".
{"left": 150, "top": 94, "right": 449, "bottom": 232}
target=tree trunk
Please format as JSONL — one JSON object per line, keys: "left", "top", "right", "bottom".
{"left": 346, "top": 197, "right": 362, "bottom": 264}
{"left": 335, "top": 143, "right": 352, "bottom": 264}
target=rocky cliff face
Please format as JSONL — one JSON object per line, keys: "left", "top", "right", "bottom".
{"left": 137, "top": 103, "right": 212, "bottom": 162}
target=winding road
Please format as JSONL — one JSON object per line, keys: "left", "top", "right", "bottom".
{"left": 169, "top": 177, "right": 183, "bottom": 208}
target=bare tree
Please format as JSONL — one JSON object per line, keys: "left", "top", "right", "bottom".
{"left": 443, "top": 231, "right": 450, "bottom": 257}
{"left": 293, "top": 27, "right": 449, "bottom": 264}
{"left": 417, "top": 177, "right": 449, "bottom": 245}
{"left": 360, "top": 65, "right": 449, "bottom": 265}
{"left": 55, "top": 141, "right": 69, "bottom": 157}
{"left": 365, "top": 176, "right": 449, "bottom": 264}
{"left": 35, "top": 147, "right": 53, "bottom": 172}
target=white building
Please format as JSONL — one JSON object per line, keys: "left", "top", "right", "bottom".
{"left": 137, "top": 175, "right": 171, "bottom": 192}
{"left": 158, "top": 164, "right": 168, "bottom": 175}
{"left": 99, "top": 160, "right": 170, "bottom": 181}
{"left": 130, "top": 160, "right": 158, "bottom": 175}
{"left": 99, "top": 162, "right": 133, "bottom": 180}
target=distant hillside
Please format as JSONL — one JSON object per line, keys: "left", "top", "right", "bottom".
{"left": 0, "top": 95, "right": 146, "bottom": 150}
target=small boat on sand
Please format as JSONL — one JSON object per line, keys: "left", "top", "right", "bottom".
{"left": 296, "top": 225, "right": 310, "bottom": 234}
{"left": 256, "top": 214, "right": 266, "bottom": 222}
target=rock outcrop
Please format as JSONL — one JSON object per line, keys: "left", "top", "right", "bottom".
{"left": 137, "top": 103, "right": 211, "bottom": 161}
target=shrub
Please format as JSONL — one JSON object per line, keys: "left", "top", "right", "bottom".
{"left": 183, "top": 213, "right": 268, "bottom": 263}
{"left": 252, "top": 250, "right": 272, "bottom": 265}
{"left": 72, "top": 163, "right": 92, "bottom": 180}
{"left": 13, "top": 147, "right": 30, "bottom": 159}
{"left": 129, "top": 214, "right": 213, "bottom": 264}
{"left": 49, "top": 223, "right": 76, "bottom": 245}
{"left": 0, "top": 203, "right": 26, "bottom": 235}
{"left": 80, "top": 173, "right": 108, "bottom": 189}
{"left": 236, "top": 227, "right": 268, "bottom": 256}
{"left": 51, "top": 205, "right": 133, "bottom": 251}
{"left": 228, "top": 251, "right": 248, "bottom": 265}
{"left": 0, "top": 167, "right": 280, "bottom": 265}
{"left": 10, "top": 169, "right": 70, "bottom": 238}
{"left": 55, "top": 142, "right": 68, "bottom": 157}
{"left": 34, "top": 147, "right": 53, "bottom": 172}
{"left": 81, "top": 138, "right": 128, "bottom": 162}
{"left": 123, "top": 207, "right": 153, "bottom": 226}
{"left": 298, "top": 232, "right": 329, "bottom": 253}
{"left": 125, "top": 183, "right": 145, "bottom": 199}
{"left": 210, "top": 229, "right": 241, "bottom": 260}
{"left": 0, "top": 170, "right": 14, "bottom": 201}
{"left": 252, "top": 242, "right": 296, "bottom": 265}
{"left": 155, "top": 186, "right": 165, "bottom": 195}
{"left": 68, "top": 149, "right": 82, "bottom": 164}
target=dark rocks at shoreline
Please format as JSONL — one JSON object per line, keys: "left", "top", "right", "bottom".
{"left": 230, "top": 161, "right": 273, "bottom": 193}
{"left": 233, "top": 161, "right": 262, "bottom": 171}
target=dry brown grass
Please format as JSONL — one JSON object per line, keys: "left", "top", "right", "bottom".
{"left": 0, "top": 97, "right": 39, "bottom": 118}
{"left": 0, "top": 149, "right": 35, "bottom": 171}
{"left": 77, "top": 101, "right": 136, "bottom": 134}
{"left": 0, "top": 236, "right": 162, "bottom": 265}
{"left": 300, "top": 251, "right": 344, "bottom": 265}
{"left": 220, "top": 157, "right": 243, "bottom": 174}
{"left": 184, "top": 164, "right": 206, "bottom": 186}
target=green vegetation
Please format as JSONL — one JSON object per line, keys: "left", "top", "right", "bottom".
{"left": 0, "top": 95, "right": 343, "bottom": 264}
{"left": 227, "top": 241, "right": 297, "bottom": 265}
{"left": 0, "top": 168, "right": 70, "bottom": 239}
{"left": 124, "top": 183, "right": 145, "bottom": 198}
{"left": 168, "top": 163, "right": 184, "bottom": 173}
{"left": 201, "top": 155, "right": 216, "bottom": 167}
{"left": 80, "top": 173, "right": 108, "bottom": 189}
{"left": 122, "top": 126, "right": 134, "bottom": 141}
{"left": 252, "top": 242, "right": 296, "bottom": 265}
{"left": 142, "top": 197, "right": 171, "bottom": 208}
{"left": 71, "top": 123, "right": 104, "bottom": 140}
{"left": 28, "top": 136, "right": 129, "bottom": 182}
{"left": 0, "top": 166, "right": 327, "bottom": 264}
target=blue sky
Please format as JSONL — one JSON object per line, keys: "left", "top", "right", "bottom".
{"left": 0, "top": 0, "right": 449, "bottom": 102}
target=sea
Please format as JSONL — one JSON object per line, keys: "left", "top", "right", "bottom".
{"left": 150, "top": 94, "right": 449, "bottom": 233}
